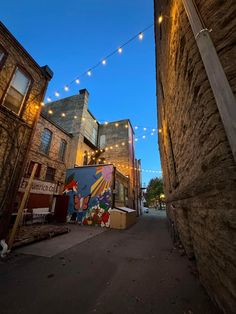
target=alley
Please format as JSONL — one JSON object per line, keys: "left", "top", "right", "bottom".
{"left": 0, "top": 211, "right": 220, "bottom": 314}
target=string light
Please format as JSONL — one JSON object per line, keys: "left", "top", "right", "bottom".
{"left": 102, "top": 59, "right": 106, "bottom": 65}
{"left": 143, "top": 127, "right": 147, "bottom": 131}
{"left": 142, "top": 135, "right": 146, "bottom": 139}
{"left": 158, "top": 15, "right": 163, "bottom": 24}
{"left": 64, "top": 85, "right": 69, "bottom": 92}
{"left": 41, "top": 102, "right": 45, "bottom": 107}
{"left": 104, "top": 121, "right": 109, "bottom": 125}
{"left": 47, "top": 97, "right": 52, "bottom": 102}
{"left": 115, "top": 123, "right": 119, "bottom": 127}
{"left": 74, "top": 115, "right": 77, "bottom": 119}
{"left": 138, "top": 32, "right": 144, "bottom": 40}
{"left": 48, "top": 110, "right": 53, "bottom": 115}
{"left": 61, "top": 113, "right": 66, "bottom": 117}
{"left": 55, "top": 91, "right": 60, "bottom": 97}
{"left": 158, "top": 128, "right": 162, "bottom": 133}
{"left": 118, "top": 47, "right": 122, "bottom": 54}
{"left": 75, "top": 79, "right": 80, "bottom": 84}
{"left": 87, "top": 70, "right": 92, "bottom": 76}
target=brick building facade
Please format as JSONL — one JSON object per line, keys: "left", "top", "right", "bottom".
{"left": 0, "top": 22, "right": 52, "bottom": 240}
{"left": 154, "top": 0, "right": 236, "bottom": 312}
{"left": 18, "top": 113, "right": 73, "bottom": 210}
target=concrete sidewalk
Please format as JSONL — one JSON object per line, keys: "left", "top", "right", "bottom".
{"left": 0, "top": 210, "right": 220, "bottom": 314}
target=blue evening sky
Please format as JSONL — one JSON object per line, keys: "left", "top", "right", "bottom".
{"left": 1, "top": 0, "right": 161, "bottom": 186}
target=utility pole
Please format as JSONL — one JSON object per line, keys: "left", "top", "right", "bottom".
{"left": 8, "top": 163, "right": 38, "bottom": 250}
{"left": 182, "top": 0, "right": 236, "bottom": 162}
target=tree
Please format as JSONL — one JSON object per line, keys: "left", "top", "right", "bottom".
{"left": 145, "top": 177, "right": 164, "bottom": 208}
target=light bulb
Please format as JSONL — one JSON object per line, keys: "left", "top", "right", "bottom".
{"left": 74, "top": 115, "right": 77, "bottom": 119}
{"left": 138, "top": 32, "right": 144, "bottom": 40}
{"left": 48, "top": 110, "right": 53, "bottom": 114}
{"left": 64, "top": 85, "right": 69, "bottom": 91}
{"left": 47, "top": 97, "right": 52, "bottom": 102}
{"left": 75, "top": 79, "right": 80, "bottom": 84}
{"left": 87, "top": 70, "right": 92, "bottom": 76}
{"left": 61, "top": 113, "right": 66, "bottom": 117}
{"left": 102, "top": 59, "right": 106, "bottom": 65}
{"left": 55, "top": 91, "right": 60, "bottom": 97}
{"left": 158, "top": 15, "right": 163, "bottom": 24}
{"left": 118, "top": 47, "right": 122, "bottom": 54}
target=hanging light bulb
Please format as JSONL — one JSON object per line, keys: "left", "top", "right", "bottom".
{"left": 135, "top": 138, "right": 138, "bottom": 142}
{"left": 102, "top": 59, "right": 106, "bottom": 65}
{"left": 104, "top": 121, "right": 109, "bottom": 125}
{"left": 74, "top": 115, "right": 77, "bottom": 119}
{"left": 61, "top": 113, "right": 66, "bottom": 117}
{"left": 158, "top": 15, "right": 163, "bottom": 24}
{"left": 47, "top": 97, "right": 52, "bottom": 102}
{"left": 55, "top": 91, "right": 60, "bottom": 97}
{"left": 122, "top": 142, "right": 125, "bottom": 146}
{"left": 134, "top": 126, "right": 138, "bottom": 130}
{"left": 118, "top": 47, "right": 122, "bottom": 54}
{"left": 158, "top": 128, "right": 162, "bottom": 133}
{"left": 87, "top": 70, "right": 92, "bottom": 76}
{"left": 152, "top": 128, "right": 156, "bottom": 132}
{"left": 143, "top": 127, "right": 147, "bottom": 131}
{"left": 115, "top": 123, "right": 119, "bottom": 127}
{"left": 48, "top": 109, "right": 53, "bottom": 115}
{"left": 41, "top": 102, "right": 45, "bottom": 106}
{"left": 151, "top": 132, "right": 154, "bottom": 136}
{"left": 142, "top": 135, "right": 146, "bottom": 139}
{"left": 138, "top": 32, "right": 144, "bottom": 40}
{"left": 75, "top": 79, "right": 80, "bottom": 84}
{"left": 64, "top": 85, "right": 69, "bottom": 92}
{"left": 125, "top": 124, "right": 128, "bottom": 128}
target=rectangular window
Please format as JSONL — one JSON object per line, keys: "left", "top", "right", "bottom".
{"left": 2, "top": 68, "right": 31, "bottom": 114}
{"left": 0, "top": 45, "right": 7, "bottom": 70}
{"left": 39, "top": 128, "right": 52, "bottom": 155}
{"left": 27, "top": 161, "right": 41, "bottom": 178}
{"left": 58, "top": 139, "right": 67, "bottom": 161}
{"left": 45, "top": 167, "right": 56, "bottom": 182}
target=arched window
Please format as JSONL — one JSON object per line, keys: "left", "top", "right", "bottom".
{"left": 39, "top": 128, "right": 52, "bottom": 155}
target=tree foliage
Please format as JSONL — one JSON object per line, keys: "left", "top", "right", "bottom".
{"left": 145, "top": 177, "right": 164, "bottom": 207}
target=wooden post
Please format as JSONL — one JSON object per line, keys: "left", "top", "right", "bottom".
{"left": 182, "top": 0, "right": 236, "bottom": 162}
{"left": 8, "top": 163, "right": 38, "bottom": 250}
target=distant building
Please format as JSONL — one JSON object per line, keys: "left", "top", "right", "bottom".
{"left": 40, "top": 90, "right": 142, "bottom": 213}
{"left": 0, "top": 22, "right": 53, "bottom": 240}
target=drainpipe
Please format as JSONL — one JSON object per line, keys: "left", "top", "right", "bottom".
{"left": 182, "top": 0, "right": 236, "bottom": 162}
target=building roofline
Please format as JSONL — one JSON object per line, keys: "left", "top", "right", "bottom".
{"left": 40, "top": 112, "right": 73, "bottom": 137}
{"left": 0, "top": 21, "right": 53, "bottom": 80}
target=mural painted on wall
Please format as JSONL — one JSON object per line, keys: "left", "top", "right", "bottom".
{"left": 63, "top": 165, "right": 114, "bottom": 227}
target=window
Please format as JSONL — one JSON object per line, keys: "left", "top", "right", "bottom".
{"left": 100, "top": 135, "right": 106, "bottom": 148}
{"left": 58, "top": 139, "right": 67, "bottom": 161}
{"left": 45, "top": 167, "right": 56, "bottom": 182}
{"left": 0, "top": 45, "right": 7, "bottom": 70}
{"left": 27, "top": 161, "right": 41, "bottom": 178}
{"left": 2, "top": 68, "right": 31, "bottom": 114}
{"left": 39, "top": 128, "right": 52, "bottom": 155}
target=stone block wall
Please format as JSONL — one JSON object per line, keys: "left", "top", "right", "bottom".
{"left": 154, "top": 0, "right": 236, "bottom": 312}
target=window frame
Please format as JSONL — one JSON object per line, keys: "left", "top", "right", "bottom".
{"left": 0, "top": 65, "right": 33, "bottom": 117}
{"left": 39, "top": 128, "right": 53, "bottom": 155}
{"left": 45, "top": 166, "right": 56, "bottom": 182}
{"left": 58, "top": 139, "right": 67, "bottom": 161}
{"left": 26, "top": 161, "right": 41, "bottom": 178}
{"left": 0, "top": 44, "right": 8, "bottom": 70}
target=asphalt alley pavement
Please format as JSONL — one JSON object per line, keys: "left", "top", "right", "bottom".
{"left": 0, "top": 210, "right": 220, "bottom": 314}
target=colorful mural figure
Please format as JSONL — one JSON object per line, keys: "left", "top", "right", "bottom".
{"left": 63, "top": 165, "right": 114, "bottom": 227}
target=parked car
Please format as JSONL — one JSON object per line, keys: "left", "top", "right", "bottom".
{"left": 144, "top": 207, "right": 149, "bottom": 213}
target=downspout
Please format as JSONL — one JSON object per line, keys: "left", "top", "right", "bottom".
{"left": 182, "top": 0, "right": 236, "bottom": 162}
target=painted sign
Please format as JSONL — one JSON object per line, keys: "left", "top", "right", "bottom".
{"left": 19, "top": 178, "right": 57, "bottom": 195}
{"left": 63, "top": 165, "right": 114, "bottom": 227}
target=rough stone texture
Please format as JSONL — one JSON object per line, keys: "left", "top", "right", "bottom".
{"left": 42, "top": 90, "right": 98, "bottom": 166}
{"left": 24, "top": 114, "right": 73, "bottom": 190}
{"left": 154, "top": 0, "right": 236, "bottom": 312}
{"left": 0, "top": 22, "right": 51, "bottom": 238}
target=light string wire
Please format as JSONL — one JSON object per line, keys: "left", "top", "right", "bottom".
{"left": 45, "top": 23, "right": 154, "bottom": 102}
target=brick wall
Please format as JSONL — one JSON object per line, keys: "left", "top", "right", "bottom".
{"left": 155, "top": 0, "right": 236, "bottom": 312}
{"left": 0, "top": 22, "right": 51, "bottom": 238}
